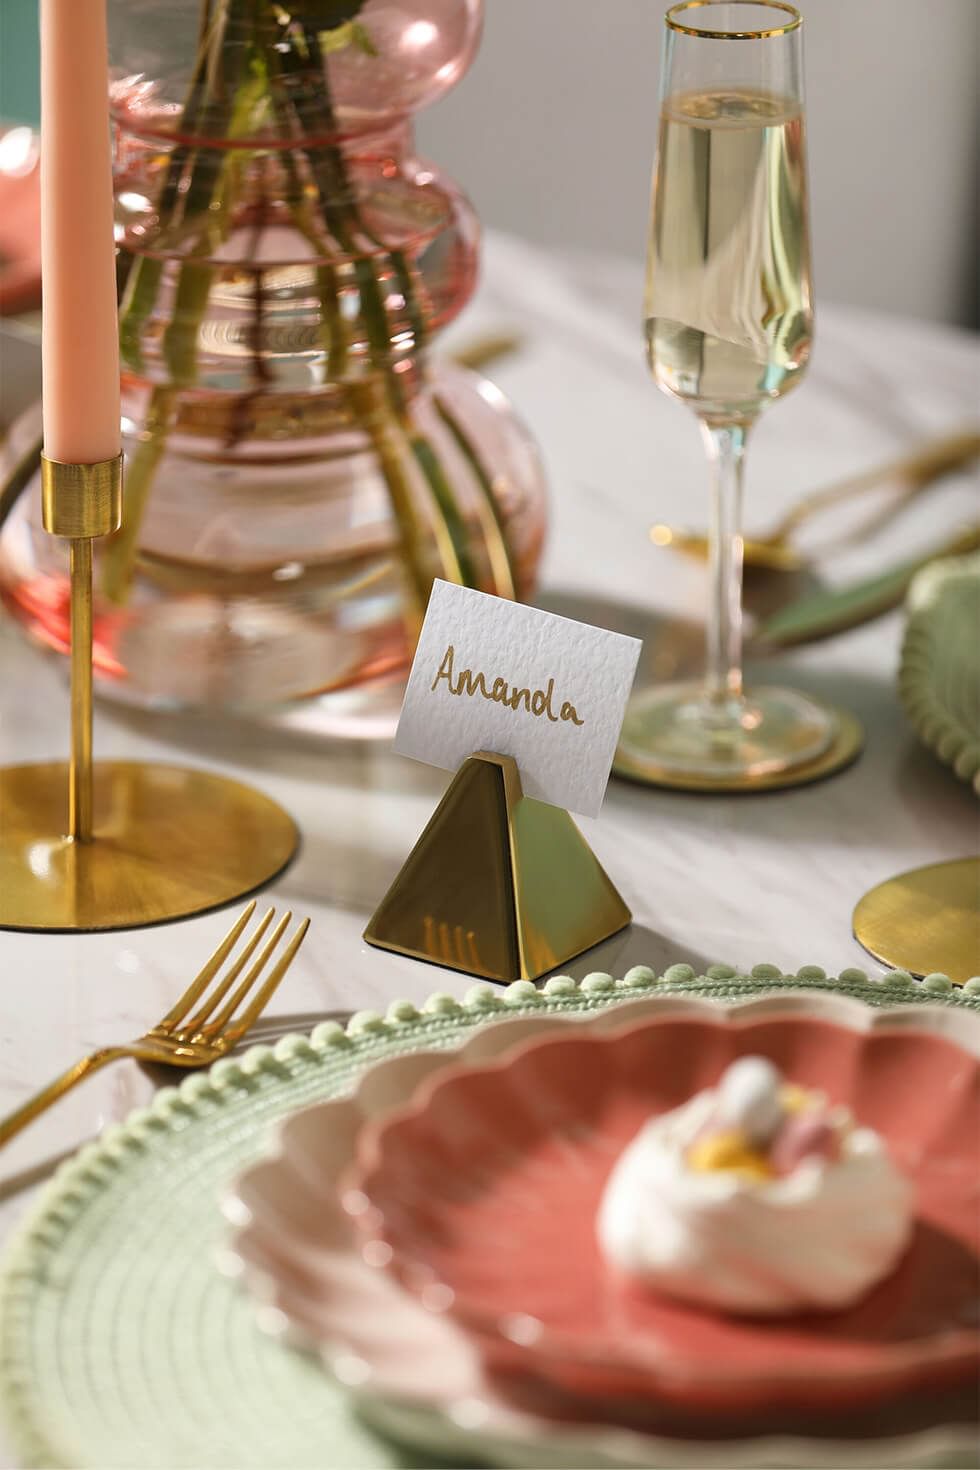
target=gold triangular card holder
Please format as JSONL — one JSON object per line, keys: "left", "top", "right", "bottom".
{"left": 364, "top": 752, "right": 631, "bottom": 984}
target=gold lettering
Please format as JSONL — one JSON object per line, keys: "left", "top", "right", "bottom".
{"left": 431, "top": 644, "right": 456, "bottom": 692}
{"left": 430, "top": 645, "right": 585, "bottom": 729}
{"left": 457, "top": 667, "right": 490, "bottom": 699}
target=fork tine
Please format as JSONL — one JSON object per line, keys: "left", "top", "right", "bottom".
{"left": 156, "top": 900, "right": 257, "bottom": 1033}
{"left": 179, "top": 907, "right": 276, "bottom": 1036}
{"left": 195, "top": 910, "right": 293, "bottom": 1040}
{"left": 220, "top": 918, "right": 310, "bottom": 1048}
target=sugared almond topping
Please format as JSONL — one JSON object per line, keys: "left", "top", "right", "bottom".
{"left": 687, "top": 1127, "right": 774, "bottom": 1181}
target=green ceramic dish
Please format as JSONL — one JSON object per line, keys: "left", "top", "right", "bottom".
{"left": 899, "top": 551, "right": 980, "bottom": 793}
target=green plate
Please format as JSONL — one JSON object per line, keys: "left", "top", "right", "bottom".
{"left": 2, "top": 965, "right": 977, "bottom": 1470}
{"left": 899, "top": 551, "right": 980, "bottom": 793}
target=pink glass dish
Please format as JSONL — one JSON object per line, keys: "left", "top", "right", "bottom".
{"left": 225, "top": 993, "right": 980, "bottom": 1468}
{"left": 347, "top": 1009, "right": 980, "bottom": 1416}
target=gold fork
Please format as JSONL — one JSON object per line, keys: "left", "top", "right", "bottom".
{"left": 651, "top": 430, "right": 980, "bottom": 573}
{"left": 0, "top": 901, "right": 310, "bottom": 1148}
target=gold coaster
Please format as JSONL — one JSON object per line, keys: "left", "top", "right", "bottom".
{"left": 0, "top": 760, "right": 298, "bottom": 933}
{"left": 853, "top": 857, "right": 980, "bottom": 985}
{"left": 612, "top": 705, "right": 864, "bottom": 794}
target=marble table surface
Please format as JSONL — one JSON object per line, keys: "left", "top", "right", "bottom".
{"left": 0, "top": 230, "right": 977, "bottom": 1463}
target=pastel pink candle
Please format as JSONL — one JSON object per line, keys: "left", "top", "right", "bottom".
{"left": 40, "top": 0, "right": 121, "bottom": 465}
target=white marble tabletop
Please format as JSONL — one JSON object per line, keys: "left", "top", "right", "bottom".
{"left": 0, "top": 233, "right": 977, "bottom": 1462}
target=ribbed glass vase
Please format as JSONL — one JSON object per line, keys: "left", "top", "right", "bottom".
{"left": 0, "top": 0, "right": 546, "bottom": 735}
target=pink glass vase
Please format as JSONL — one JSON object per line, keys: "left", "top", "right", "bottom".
{"left": 0, "top": 0, "right": 546, "bottom": 733}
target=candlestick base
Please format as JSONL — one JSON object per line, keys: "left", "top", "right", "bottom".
{"left": 0, "top": 760, "right": 298, "bottom": 932}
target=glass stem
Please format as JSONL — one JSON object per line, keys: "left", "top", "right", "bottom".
{"left": 701, "top": 420, "right": 749, "bottom": 712}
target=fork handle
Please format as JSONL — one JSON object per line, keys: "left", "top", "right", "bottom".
{"left": 0, "top": 1046, "right": 132, "bottom": 1148}
{"left": 772, "top": 430, "right": 980, "bottom": 540}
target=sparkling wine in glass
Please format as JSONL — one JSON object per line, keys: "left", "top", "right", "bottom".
{"left": 620, "top": 1, "right": 837, "bottom": 782}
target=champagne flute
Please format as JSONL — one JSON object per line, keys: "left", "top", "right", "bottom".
{"left": 619, "top": 0, "right": 837, "bottom": 782}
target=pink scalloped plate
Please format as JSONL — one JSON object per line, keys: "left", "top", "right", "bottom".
{"left": 225, "top": 994, "right": 980, "bottom": 1466}
{"left": 347, "top": 1010, "right": 980, "bottom": 1416}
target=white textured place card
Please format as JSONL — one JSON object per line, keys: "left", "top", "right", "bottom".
{"left": 394, "top": 582, "right": 641, "bottom": 817}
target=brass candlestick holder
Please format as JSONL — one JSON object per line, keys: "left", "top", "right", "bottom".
{"left": 0, "top": 454, "right": 298, "bottom": 933}
{"left": 365, "top": 752, "right": 631, "bottom": 984}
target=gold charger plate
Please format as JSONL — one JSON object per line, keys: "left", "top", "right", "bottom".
{"left": 612, "top": 705, "right": 863, "bottom": 794}
{"left": 853, "top": 856, "right": 980, "bottom": 985}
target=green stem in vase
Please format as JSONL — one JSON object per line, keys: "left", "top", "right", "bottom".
{"left": 267, "top": 22, "right": 463, "bottom": 596}
{"left": 317, "top": 263, "right": 350, "bottom": 382}
{"left": 101, "top": 385, "right": 177, "bottom": 605}
{"left": 348, "top": 382, "right": 432, "bottom": 626}
{"left": 265, "top": 29, "right": 438, "bottom": 620}
{"left": 404, "top": 426, "right": 473, "bottom": 585}
{"left": 110, "top": 0, "right": 486, "bottom": 617}
{"left": 435, "top": 396, "right": 518, "bottom": 600}
{"left": 301, "top": 25, "right": 433, "bottom": 363}
{"left": 107, "top": 0, "right": 259, "bottom": 602}
{"left": 264, "top": 34, "right": 352, "bottom": 382}
{"left": 161, "top": 6, "right": 265, "bottom": 387}
{"left": 118, "top": 259, "right": 164, "bottom": 377}
{"left": 261, "top": 21, "right": 383, "bottom": 372}
{"left": 162, "top": 262, "right": 215, "bottom": 387}
{"left": 292, "top": 19, "right": 479, "bottom": 590}
{"left": 121, "top": 0, "right": 258, "bottom": 381}
{"left": 118, "top": 0, "right": 222, "bottom": 373}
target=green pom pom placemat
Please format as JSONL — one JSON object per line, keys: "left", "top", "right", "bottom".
{"left": 2, "top": 965, "right": 978, "bottom": 1470}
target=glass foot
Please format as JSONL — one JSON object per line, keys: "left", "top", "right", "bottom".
{"left": 618, "top": 682, "right": 837, "bottom": 781}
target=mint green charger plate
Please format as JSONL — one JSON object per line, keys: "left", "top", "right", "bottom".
{"left": 2, "top": 964, "right": 978, "bottom": 1470}
{"left": 900, "top": 551, "right": 980, "bottom": 794}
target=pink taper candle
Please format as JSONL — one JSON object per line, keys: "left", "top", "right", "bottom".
{"left": 40, "top": 0, "right": 121, "bottom": 465}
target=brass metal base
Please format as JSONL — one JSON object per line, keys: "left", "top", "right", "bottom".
{"left": 612, "top": 705, "right": 863, "bottom": 793}
{"left": 853, "top": 856, "right": 980, "bottom": 985}
{"left": 0, "top": 761, "right": 298, "bottom": 932}
{"left": 364, "top": 752, "right": 631, "bottom": 984}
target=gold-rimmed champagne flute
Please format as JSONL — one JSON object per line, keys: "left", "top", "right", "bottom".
{"left": 620, "top": 0, "right": 837, "bottom": 782}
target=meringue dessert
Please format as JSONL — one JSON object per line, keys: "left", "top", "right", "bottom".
{"left": 597, "top": 1055, "right": 912, "bottom": 1315}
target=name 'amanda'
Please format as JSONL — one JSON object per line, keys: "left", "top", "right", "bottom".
{"left": 431, "top": 644, "right": 585, "bottom": 726}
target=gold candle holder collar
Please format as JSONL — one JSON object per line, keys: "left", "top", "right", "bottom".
{"left": 41, "top": 453, "right": 123, "bottom": 540}
{"left": 0, "top": 453, "right": 298, "bottom": 933}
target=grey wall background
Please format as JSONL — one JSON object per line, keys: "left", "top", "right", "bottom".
{"left": 3, "top": 0, "right": 977, "bottom": 325}
{"left": 418, "top": 0, "right": 978, "bottom": 328}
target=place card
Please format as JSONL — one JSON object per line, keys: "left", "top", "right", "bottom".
{"left": 394, "top": 582, "right": 642, "bottom": 817}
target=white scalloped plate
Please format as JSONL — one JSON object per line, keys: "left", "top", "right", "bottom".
{"left": 223, "top": 992, "right": 980, "bottom": 1470}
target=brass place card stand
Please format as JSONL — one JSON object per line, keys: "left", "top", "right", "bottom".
{"left": 0, "top": 455, "right": 298, "bottom": 933}
{"left": 364, "top": 751, "right": 631, "bottom": 984}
